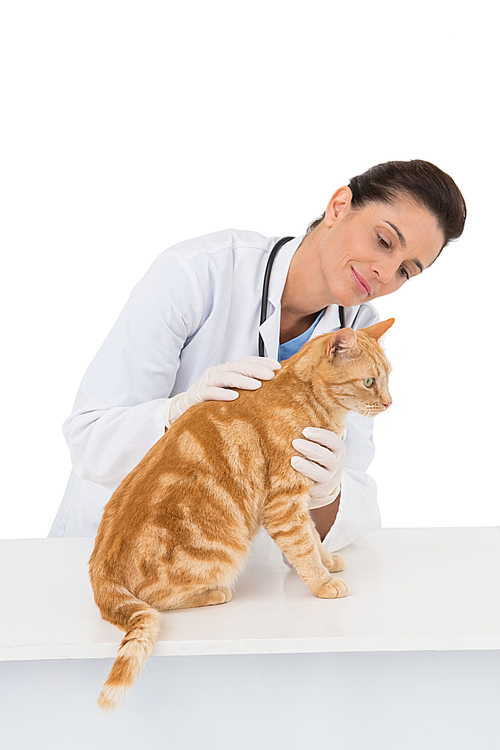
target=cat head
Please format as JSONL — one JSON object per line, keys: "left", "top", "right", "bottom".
{"left": 319, "top": 318, "right": 394, "bottom": 418}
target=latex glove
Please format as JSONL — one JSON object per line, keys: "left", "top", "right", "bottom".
{"left": 291, "top": 427, "right": 346, "bottom": 509}
{"left": 162, "top": 356, "right": 281, "bottom": 428}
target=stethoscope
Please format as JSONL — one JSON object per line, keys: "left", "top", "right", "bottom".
{"left": 258, "top": 236, "right": 346, "bottom": 356}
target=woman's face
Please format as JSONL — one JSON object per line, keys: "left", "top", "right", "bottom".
{"left": 316, "top": 188, "right": 445, "bottom": 308}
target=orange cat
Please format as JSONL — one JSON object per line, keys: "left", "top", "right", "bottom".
{"left": 89, "top": 318, "right": 394, "bottom": 711}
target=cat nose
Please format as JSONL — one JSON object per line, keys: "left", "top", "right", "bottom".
{"left": 382, "top": 399, "right": 392, "bottom": 409}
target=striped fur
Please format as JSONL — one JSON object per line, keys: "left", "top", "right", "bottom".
{"left": 89, "top": 319, "right": 394, "bottom": 711}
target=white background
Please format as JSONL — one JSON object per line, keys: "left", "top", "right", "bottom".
{"left": 1, "top": 0, "right": 497, "bottom": 539}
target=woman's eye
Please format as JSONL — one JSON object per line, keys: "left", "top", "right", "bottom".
{"left": 377, "top": 235, "right": 390, "bottom": 249}
{"left": 399, "top": 265, "right": 410, "bottom": 280}
{"left": 363, "top": 378, "right": 374, "bottom": 388}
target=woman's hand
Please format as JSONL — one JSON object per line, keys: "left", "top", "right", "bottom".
{"left": 163, "top": 356, "right": 281, "bottom": 427}
{"left": 291, "top": 426, "right": 346, "bottom": 509}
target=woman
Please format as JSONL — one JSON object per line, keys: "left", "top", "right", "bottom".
{"left": 50, "top": 159, "right": 466, "bottom": 549}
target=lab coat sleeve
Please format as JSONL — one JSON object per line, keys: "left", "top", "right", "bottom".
{"left": 63, "top": 250, "right": 203, "bottom": 491}
{"left": 322, "top": 412, "right": 381, "bottom": 552}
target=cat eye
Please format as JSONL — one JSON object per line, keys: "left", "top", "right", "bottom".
{"left": 363, "top": 378, "right": 374, "bottom": 388}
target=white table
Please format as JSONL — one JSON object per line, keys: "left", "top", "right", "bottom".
{"left": 2, "top": 527, "right": 499, "bottom": 749}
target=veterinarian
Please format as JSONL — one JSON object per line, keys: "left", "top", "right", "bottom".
{"left": 50, "top": 160, "right": 466, "bottom": 549}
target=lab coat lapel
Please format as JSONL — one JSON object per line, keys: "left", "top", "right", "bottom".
{"left": 314, "top": 305, "right": 343, "bottom": 336}
{"left": 314, "top": 305, "right": 364, "bottom": 337}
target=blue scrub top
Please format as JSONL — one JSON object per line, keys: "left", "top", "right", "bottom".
{"left": 278, "top": 309, "right": 326, "bottom": 362}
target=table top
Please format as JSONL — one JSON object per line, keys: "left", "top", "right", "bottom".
{"left": 2, "top": 526, "right": 499, "bottom": 661}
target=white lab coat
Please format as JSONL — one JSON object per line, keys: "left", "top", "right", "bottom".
{"left": 50, "top": 229, "right": 381, "bottom": 551}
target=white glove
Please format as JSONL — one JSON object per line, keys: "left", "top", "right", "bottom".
{"left": 162, "top": 356, "right": 281, "bottom": 427}
{"left": 291, "top": 426, "right": 346, "bottom": 509}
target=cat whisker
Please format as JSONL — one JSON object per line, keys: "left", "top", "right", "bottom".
{"left": 390, "top": 403, "right": 410, "bottom": 412}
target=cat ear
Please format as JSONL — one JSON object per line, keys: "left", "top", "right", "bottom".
{"left": 327, "top": 328, "right": 360, "bottom": 361}
{"left": 360, "top": 318, "right": 395, "bottom": 341}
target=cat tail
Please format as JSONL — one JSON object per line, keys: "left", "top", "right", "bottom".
{"left": 96, "top": 582, "right": 161, "bottom": 713}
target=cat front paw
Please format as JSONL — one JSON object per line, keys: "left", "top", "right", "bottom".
{"left": 315, "top": 577, "right": 349, "bottom": 599}
{"left": 324, "top": 553, "right": 345, "bottom": 573}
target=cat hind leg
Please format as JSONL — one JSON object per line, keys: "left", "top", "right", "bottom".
{"left": 174, "top": 587, "right": 232, "bottom": 610}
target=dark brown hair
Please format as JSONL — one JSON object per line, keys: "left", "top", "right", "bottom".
{"left": 307, "top": 159, "right": 466, "bottom": 248}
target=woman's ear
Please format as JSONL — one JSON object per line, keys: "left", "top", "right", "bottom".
{"left": 324, "top": 186, "right": 353, "bottom": 227}
{"left": 327, "top": 328, "right": 360, "bottom": 360}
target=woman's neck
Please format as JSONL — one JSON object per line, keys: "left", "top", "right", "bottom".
{"left": 280, "top": 310, "right": 321, "bottom": 344}
{"left": 280, "top": 227, "right": 332, "bottom": 343}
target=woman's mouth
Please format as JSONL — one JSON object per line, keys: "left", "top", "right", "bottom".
{"left": 351, "top": 267, "right": 372, "bottom": 295}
